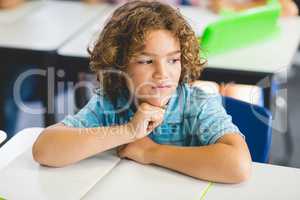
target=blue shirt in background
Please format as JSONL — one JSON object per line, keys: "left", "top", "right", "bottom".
{"left": 61, "top": 83, "right": 242, "bottom": 146}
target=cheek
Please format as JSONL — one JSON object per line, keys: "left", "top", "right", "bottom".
{"left": 170, "top": 65, "right": 181, "bottom": 82}
{"left": 128, "top": 69, "right": 153, "bottom": 91}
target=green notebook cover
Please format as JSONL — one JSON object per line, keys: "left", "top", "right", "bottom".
{"left": 199, "top": 0, "right": 281, "bottom": 56}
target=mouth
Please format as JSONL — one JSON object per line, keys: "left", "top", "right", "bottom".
{"left": 152, "top": 84, "right": 172, "bottom": 89}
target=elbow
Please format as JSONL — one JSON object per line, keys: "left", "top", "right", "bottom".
{"left": 32, "top": 145, "right": 66, "bottom": 168}
{"left": 230, "top": 157, "right": 252, "bottom": 184}
{"left": 32, "top": 145, "right": 46, "bottom": 166}
{"left": 32, "top": 141, "right": 54, "bottom": 167}
{"left": 32, "top": 133, "right": 66, "bottom": 168}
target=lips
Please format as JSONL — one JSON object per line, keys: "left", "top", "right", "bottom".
{"left": 152, "top": 84, "right": 172, "bottom": 89}
{"left": 155, "top": 85, "right": 171, "bottom": 88}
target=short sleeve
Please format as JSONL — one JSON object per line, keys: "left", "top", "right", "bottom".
{"left": 186, "top": 87, "right": 243, "bottom": 145}
{"left": 61, "top": 95, "right": 104, "bottom": 128}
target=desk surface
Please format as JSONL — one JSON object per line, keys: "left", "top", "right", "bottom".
{"left": 0, "top": 1, "right": 110, "bottom": 51}
{"left": 58, "top": 6, "right": 300, "bottom": 74}
{"left": 208, "top": 18, "right": 300, "bottom": 73}
{"left": 83, "top": 161, "right": 300, "bottom": 200}
{"left": 58, "top": 4, "right": 118, "bottom": 57}
{"left": 206, "top": 162, "right": 300, "bottom": 200}
{"left": 1, "top": 128, "right": 300, "bottom": 199}
{"left": 0, "top": 1, "right": 43, "bottom": 25}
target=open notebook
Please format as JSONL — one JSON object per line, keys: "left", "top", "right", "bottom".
{"left": 0, "top": 147, "right": 210, "bottom": 199}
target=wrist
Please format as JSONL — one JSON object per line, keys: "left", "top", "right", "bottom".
{"left": 145, "top": 143, "right": 161, "bottom": 164}
{"left": 125, "top": 122, "right": 136, "bottom": 142}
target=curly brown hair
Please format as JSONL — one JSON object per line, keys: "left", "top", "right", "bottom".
{"left": 88, "top": 0, "right": 205, "bottom": 105}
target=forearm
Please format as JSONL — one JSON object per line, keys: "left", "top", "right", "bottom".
{"left": 32, "top": 123, "right": 133, "bottom": 167}
{"left": 149, "top": 138, "right": 251, "bottom": 183}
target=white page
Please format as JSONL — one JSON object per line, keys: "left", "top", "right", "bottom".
{"left": 83, "top": 159, "right": 210, "bottom": 200}
{"left": 0, "top": 148, "right": 121, "bottom": 200}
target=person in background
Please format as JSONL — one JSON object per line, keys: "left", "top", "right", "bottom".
{"left": 0, "top": 0, "right": 23, "bottom": 9}
{"left": 211, "top": 0, "right": 298, "bottom": 16}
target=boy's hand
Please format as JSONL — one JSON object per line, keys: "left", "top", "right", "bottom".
{"left": 128, "top": 102, "right": 165, "bottom": 140}
{"left": 117, "top": 137, "right": 159, "bottom": 165}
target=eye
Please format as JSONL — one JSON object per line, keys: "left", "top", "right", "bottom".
{"left": 168, "top": 58, "right": 181, "bottom": 64}
{"left": 138, "top": 60, "right": 153, "bottom": 64}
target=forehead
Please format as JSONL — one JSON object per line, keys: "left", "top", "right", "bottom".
{"left": 142, "top": 29, "right": 180, "bottom": 54}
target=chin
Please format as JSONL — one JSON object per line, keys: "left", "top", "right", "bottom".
{"left": 144, "top": 97, "right": 171, "bottom": 108}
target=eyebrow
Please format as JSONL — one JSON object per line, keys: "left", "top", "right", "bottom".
{"left": 139, "top": 50, "right": 181, "bottom": 57}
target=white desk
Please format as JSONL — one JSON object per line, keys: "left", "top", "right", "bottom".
{"left": 83, "top": 161, "right": 300, "bottom": 200}
{"left": 1, "top": 127, "right": 300, "bottom": 199}
{"left": 0, "top": 0, "right": 43, "bottom": 25}
{"left": 58, "top": 4, "right": 117, "bottom": 58}
{"left": 208, "top": 18, "right": 300, "bottom": 74}
{"left": 0, "top": 1, "right": 110, "bottom": 51}
{"left": 206, "top": 162, "right": 300, "bottom": 200}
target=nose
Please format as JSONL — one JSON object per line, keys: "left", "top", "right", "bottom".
{"left": 153, "top": 60, "right": 168, "bottom": 80}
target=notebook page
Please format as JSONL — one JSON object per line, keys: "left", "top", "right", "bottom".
{"left": 0, "top": 148, "right": 120, "bottom": 200}
{"left": 83, "top": 159, "right": 210, "bottom": 200}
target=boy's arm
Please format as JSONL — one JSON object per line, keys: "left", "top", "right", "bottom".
{"left": 118, "top": 133, "right": 252, "bottom": 183}
{"left": 32, "top": 123, "right": 134, "bottom": 167}
{"left": 32, "top": 103, "right": 165, "bottom": 167}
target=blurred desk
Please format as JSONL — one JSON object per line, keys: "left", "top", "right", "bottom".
{"left": 0, "top": 1, "right": 109, "bottom": 126}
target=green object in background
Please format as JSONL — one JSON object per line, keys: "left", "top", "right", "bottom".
{"left": 199, "top": 1, "right": 281, "bottom": 56}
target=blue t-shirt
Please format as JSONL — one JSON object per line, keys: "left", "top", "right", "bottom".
{"left": 61, "top": 83, "right": 242, "bottom": 146}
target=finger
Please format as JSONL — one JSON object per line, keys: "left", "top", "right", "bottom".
{"left": 146, "top": 115, "right": 163, "bottom": 132}
{"left": 149, "top": 112, "right": 164, "bottom": 126}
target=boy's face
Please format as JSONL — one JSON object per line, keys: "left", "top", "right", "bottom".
{"left": 127, "top": 29, "right": 181, "bottom": 108}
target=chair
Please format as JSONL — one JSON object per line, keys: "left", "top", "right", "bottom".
{"left": 222, "top": 96, "right": 272, "bottom": 163}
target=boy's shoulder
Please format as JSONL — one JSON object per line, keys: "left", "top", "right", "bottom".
{"left": 164, "top": 83, "right": 221, "bottom": 120}
{"left": 90, "top": 89, "right": 135, "bottom": 116}
{"left": 180, "top": 83, "right": 221, "bottom": 104}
